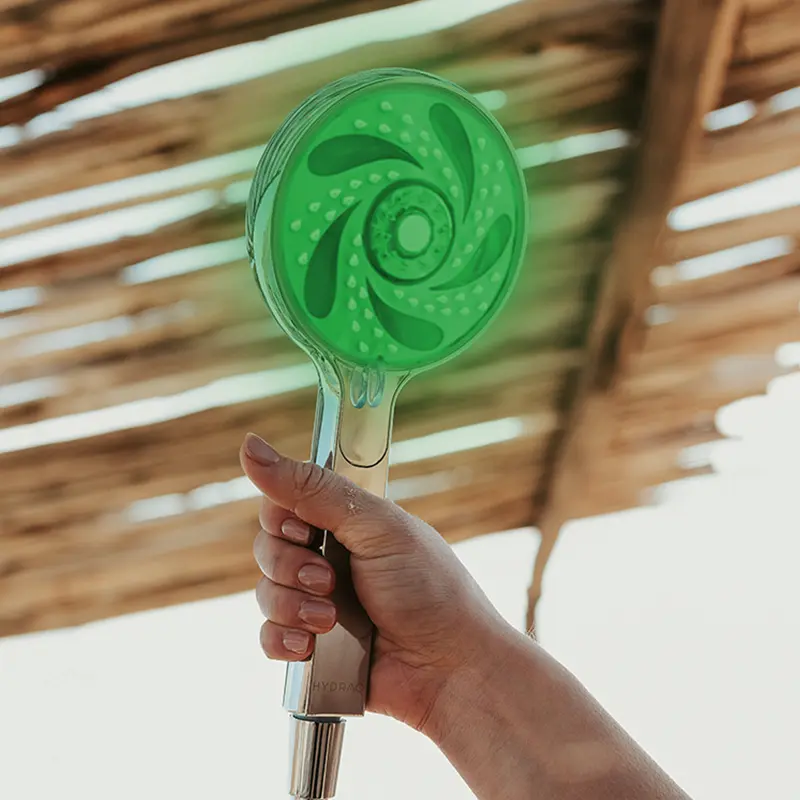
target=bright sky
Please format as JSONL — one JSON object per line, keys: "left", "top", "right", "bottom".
{"left": 0, "top": 0, "right": 798, "bottom": 797}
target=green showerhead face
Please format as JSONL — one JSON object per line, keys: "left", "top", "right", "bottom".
{"left": 247, "top": 68, "right": 528, "bottom": 376}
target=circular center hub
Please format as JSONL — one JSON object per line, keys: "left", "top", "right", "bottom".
{"left": 365, "top": 181, "right": 454, "bottom": 284}
{"left": 396, "top": 212, "right": 432, "bottom": 255}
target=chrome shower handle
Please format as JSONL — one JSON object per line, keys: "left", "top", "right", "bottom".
{"left": 282, "top": 368, "right": 400, "bottom": 718}
{"left": 283, "top": 369, "right": 401, "bottom": 800}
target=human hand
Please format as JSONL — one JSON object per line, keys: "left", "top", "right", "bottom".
{"left": 240, "top": 432, "right": 508, "bottom": 733}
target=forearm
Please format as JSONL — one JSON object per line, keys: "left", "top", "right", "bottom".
{"left": 424, "top": 624, "right": 691, "bottom": 800}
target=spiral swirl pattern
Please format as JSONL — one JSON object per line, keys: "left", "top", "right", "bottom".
{"left": 254, "top": 70, "right": 527, "bottom": 372}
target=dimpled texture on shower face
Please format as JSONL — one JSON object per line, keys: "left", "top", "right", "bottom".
{"left": 270, "top": 74, "right": 527, "bottom": 372}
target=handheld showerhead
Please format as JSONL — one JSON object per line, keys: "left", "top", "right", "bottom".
{"left": 246, "top": 68, "right": 527, "bottom": 799}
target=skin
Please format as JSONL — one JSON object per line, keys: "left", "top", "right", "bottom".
{"left": 241, "top": 433, "right": 692, "bottom": 800}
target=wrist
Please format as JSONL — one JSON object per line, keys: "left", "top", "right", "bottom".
{"left": 420, "top": 619, "right": 530, "bottom": 746}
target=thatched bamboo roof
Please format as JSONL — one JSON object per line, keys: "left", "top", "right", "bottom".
{"left": 1, "top": 0, "right": 798, "bottom": 636}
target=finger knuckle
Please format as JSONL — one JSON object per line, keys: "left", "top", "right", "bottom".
{"left": 255, "top": 575, "right": 273, "bottom": 613}
{"left": 260, "top": 539, "right": 282, "bottom": 580}
{"left": 272, "top": 587, "right": 295, "bottom": 624}
{"left": 259, "top": 623, "right": 279, "bottom": 659}
{"left": 294, "top": 461, "right": 329, "bottom": 500}
{"left": 258, "top": 498, "right": 274, "bottom": 532}
{"left": 253, "top": 527, "right": 268, "bottom": 556}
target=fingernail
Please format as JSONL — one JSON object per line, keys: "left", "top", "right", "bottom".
{"left": 298, "top": 564, "right": 333, "bottom": 593}
{"left": 281, "top": 518, "right": 311, "bottom": 544}
{"left": 299, "top": 599, "right": 336, "bottom": 628}
{"left": 283, "top": 629, "right": 311, "bottom": 654}
{"left": 245, "top": 433, "right": 280, "bottom": 465}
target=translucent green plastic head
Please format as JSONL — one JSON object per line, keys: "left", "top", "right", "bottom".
{"left": 246, "top": 68, "right": 528, "bottom": 378}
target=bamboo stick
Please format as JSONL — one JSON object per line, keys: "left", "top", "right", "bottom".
{"left": 0, "top": 170, "right": 254, "bottom": 242}
{"left": 632, "top": 314, "right": 800, "bottom": 372}
{"left": 644, "top": 274, "right": 800, "bottom": 349}
{"left": 0, "top": 207, "right": 243, "bottom": 290}
{"left": 678, "top": 107, "right": 800, "bottom": 203}
{"left": 724, "top": 46, "right": 800, "bottom": 106}
{"left": 735, "top": 0, "right": 800, "bottom": 62}
{"left": 653, "top": 249, "right": 800, "bottom": 305}
{"left": 439, "top": 47, "right": 613, "bottom": 94}
{"left": 619, "top": 349, "right": 790, "bottom": 403}
{"left": 743, "top": 0, "right": 795, "bottom": 12}
{"left": 665, "top": 205, "right": 800, "bottom": 263}
{"left": 576, "top": 429, "right": 718, "bottom": 501}
{"left": 0, "top": 258, "right": 258, "bottom": 356}
{"left": 613, "top": 369, "right": 794, "bottom": 445}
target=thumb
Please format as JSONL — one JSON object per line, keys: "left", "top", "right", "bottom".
{"left": 240, "top": 433, "right": 398, "bottom": 556}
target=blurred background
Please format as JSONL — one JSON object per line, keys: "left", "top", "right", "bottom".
{"left": 0, "top": 0, "right": 798, "bottom": 797}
